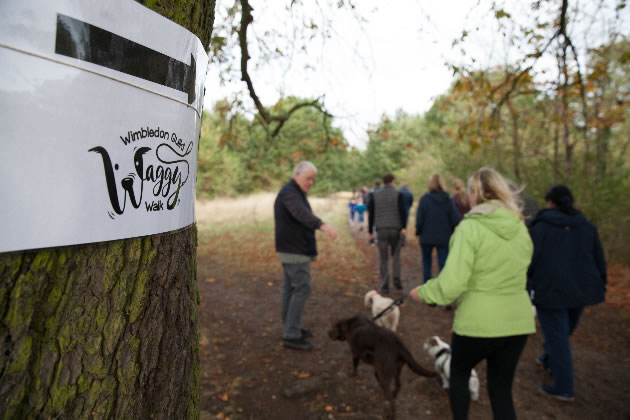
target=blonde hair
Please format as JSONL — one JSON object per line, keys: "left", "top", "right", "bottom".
{"left": 452, "top": 178, "right": 468, "bottom": 206}
{"left": 467, "top": 167, "right": 523, "bottom": 218}
{"left": 428, "top": 174, "right": 447, "bottom": 192}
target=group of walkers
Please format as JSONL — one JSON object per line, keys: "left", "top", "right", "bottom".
{"left": 273, "top": 161, "right": 607, "bottom": 420}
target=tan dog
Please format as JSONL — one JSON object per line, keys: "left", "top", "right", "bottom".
{"left": 423, "top": 335, "right": 480, "bottom": 401}
{"left": 364, "top": 290, "right": 400, "bottom": 332}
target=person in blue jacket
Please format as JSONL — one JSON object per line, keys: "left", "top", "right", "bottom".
{"left": 399, "top": 182, "right": 414, "bottom": 218}
{"left": 415, "top": 174, "right": 460, "bottom": 282}
{"left": 527, "top": 185, "right": 607, "bottom": 402}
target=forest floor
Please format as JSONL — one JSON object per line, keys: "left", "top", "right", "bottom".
{"left": 195, "top": 195, "right": 630, "bottom": 420}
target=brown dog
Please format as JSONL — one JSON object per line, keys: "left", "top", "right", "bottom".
{"left": 328, "top": 315, "right": 437, "bottom": 419}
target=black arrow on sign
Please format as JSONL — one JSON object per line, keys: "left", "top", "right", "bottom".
{"left": 55, "top": 13, "right": 196, "bottom": 105}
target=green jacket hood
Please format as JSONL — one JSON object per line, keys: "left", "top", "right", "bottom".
{"left": 466, "top": 201, "right": 522, "bottom": 240}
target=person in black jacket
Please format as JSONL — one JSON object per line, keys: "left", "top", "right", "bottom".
{"left": 368, "top": 174, "right": 408, "bottom": 293}
{"left": 274, "top": 161, "right": 337, "bottom": 351}
{"left": 399, "top": 182, "right": 414, "bottom": 219}
{"left": 415, "top": 174, "right": 460, "bottom": 283}
{"left": 527, "top": 185, "right": 607, "bottom": 401}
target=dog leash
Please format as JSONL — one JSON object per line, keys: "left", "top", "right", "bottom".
{"left": 372, "top": 294, "right": 407, "bottom": 322}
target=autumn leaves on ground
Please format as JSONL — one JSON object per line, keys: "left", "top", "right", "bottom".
{"left": 195, "top": 194, "right": 630, "bottom": 420}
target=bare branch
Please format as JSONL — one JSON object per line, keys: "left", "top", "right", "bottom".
{"left": 238, "top": 0, "right": 334, "bottom": 138}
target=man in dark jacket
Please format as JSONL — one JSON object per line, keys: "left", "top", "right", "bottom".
{"left": 274, "top": 161, "right": 337, "bottom": 351}
{"left": 368, "top": 174, "right": 408, "bottom": 293}
{"left": 527, "top": 185, "right": 606, "bottom": 401}
{"left": 399, "top": 182, "right": 414, "bottom": 219}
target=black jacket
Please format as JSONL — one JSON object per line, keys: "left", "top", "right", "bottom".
{"left": 415, "top": 191, "right": 460, "bottom": 246}
{"left": 399, "top": 186, "right": 414, "bottom": 215}
{"left": 274, "top": 179, "right": 322, "bottom": 256}
{"left": 527, "top": 208, "right": 607, "bottom": 308}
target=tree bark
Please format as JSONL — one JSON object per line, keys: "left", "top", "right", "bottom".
{"left": 0, "top": 1, "right": 215, "bottom": 419}
{"left": 507, "top": 99, "right": 521, "bottom": 182}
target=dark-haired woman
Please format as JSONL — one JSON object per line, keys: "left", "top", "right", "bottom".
{"left": 527, "top": 185, "right": 607, "bottom": 402}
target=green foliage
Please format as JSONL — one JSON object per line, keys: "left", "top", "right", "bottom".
{"left": 197, "top": 96, "right": 355, "bottom": 197}
{"left": 197, "top": 30, "right": 630, "bottom": 262}
{"left": 197, "top": 104, "right": 251, "bottom": 197}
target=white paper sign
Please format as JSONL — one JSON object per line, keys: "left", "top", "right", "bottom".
{"left": 0, "top": 0, "right": 208, "bottom": 253}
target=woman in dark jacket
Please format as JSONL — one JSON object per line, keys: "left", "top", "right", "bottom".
{"left": 415, "top": 174, "right": 460, "bottom": 282}
{"left": 527, "top": 185, "right": 607, "bottom": 401}
{"left": 451, "top": 178, "right": 470, "bottom": 221}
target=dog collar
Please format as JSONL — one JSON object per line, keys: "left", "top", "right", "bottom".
{"left": 435, "top": 348, "right": 449, "bottom": 360}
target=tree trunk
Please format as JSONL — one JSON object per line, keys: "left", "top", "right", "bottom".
{"left": 560, "top": 34, "right": 574, "bottom": 178}
{"left": 507, "top": 100, "right": 521, "bottom": 182}
{"left": 0, "top": 1, "right": 215, "bottom": 419}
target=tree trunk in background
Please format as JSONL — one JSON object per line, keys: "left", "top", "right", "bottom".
{"left": 0, "top": 1, "right": 215, "bottom": 418}
{"left": 507, "top": 100, "right": 521, "bottom": 182}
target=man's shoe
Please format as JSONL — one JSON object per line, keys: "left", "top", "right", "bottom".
{"left": 283, "top": 338, "right": 313, "bottom": 351}
{"left": 539, "top": 384, "right": 574, "bottom": 402}
{"left": 393, "top": 280, "right": 403, "bottom": 290}
{"left": 301, "top": 328, "right": 313, "bottom": 339}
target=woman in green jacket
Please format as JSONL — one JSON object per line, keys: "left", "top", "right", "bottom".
{"left": 409, "top": 167, "right": 535, "bottom": 420}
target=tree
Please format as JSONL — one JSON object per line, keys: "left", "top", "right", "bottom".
{"left": 210, "top": 0, "right": 367, "bottom": 139}
{"left": 0, "top": 1, "right": 215, "bottom": 418}
{"left": 196, "top": 95, "right": 351, "bottom": 196}
{"left": 445, "top": 0, "right": 629, "bottom": 176}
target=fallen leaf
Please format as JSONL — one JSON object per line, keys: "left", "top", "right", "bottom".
{"left": 325, "top": 405, "right": 334, "bottom": 413}
{"left": 267, "top": 282, "right": 273, "bottom": 286}
{"left": 206, "top": 278, "right": 216, "bottom": 283}
{"left": 218, "top": 393, "right": 229, "bottom": 402}
{"left": 295, "top": 371, "right": 312, "bottom": 379}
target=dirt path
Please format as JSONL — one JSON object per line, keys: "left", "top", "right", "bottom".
{"left": 197, "top": 220, "right": 630, "bottom": 420}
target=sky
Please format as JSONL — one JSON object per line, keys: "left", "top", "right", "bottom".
{"left": 202, "top": 0, "right": 629, "bottom": 149}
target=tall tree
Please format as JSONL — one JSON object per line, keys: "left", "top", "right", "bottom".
{"left": 446, "top": 0, "right": 628, "bottom": 178}
{"left": 210, "top": 0, "right": 368, "bottom": 139}
{"left": 0, "top": 1, "right": 215, "bottom": 418}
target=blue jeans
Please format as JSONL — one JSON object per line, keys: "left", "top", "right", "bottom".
{"left": 420, "top": 243, "right": 448, "bottom": 283}
{"left": 281, "top": 262, "right": 312, "bottom": 340}
{"left": 536, "top": 306, "right": 583, "bottom": 396}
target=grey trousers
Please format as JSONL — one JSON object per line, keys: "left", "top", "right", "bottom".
{"left": 376, "top": 228, "right": 402, "bottom": 291}
{"left": 281, "top": 262, "right": 312, "bottom": 340}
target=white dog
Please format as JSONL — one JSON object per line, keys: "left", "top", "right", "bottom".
{"left": 423, "top": 336, "right": 480, "bottom": 401}
{"left": 363, "top": 290, "right": 400, "bottom": 332}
